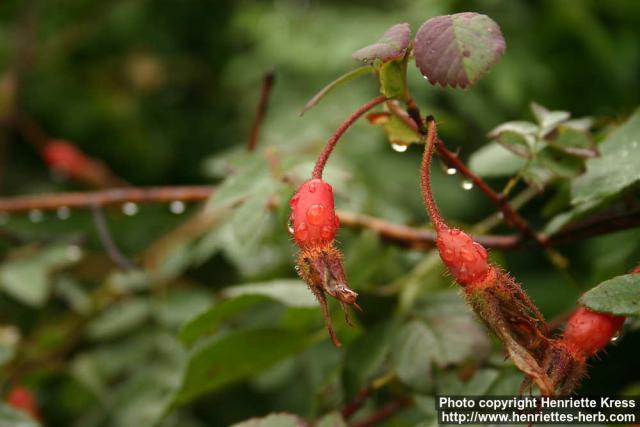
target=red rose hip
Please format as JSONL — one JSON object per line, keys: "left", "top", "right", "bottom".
{"left": 289, "top": 179, "right": 340, "bottom": 249}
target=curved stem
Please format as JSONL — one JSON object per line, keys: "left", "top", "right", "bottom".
{"left": 419, "top": 116, "right": 444, "bottom": 230}
{"left": 311, "top": 95, "right": 386, "bottom": 179}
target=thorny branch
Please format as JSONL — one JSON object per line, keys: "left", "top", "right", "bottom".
{"left": 387, "top": 100, "right": 545, "bottom": 245}
{"left": 0, "top": 187, "right": 638, "bottom": 250}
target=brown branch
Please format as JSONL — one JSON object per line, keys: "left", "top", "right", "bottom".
{"left": 247, "top": 68, "right": 276, "bottom": 152}
{"left": 387, "top": 100, "right": 545, "bottom": 245}
{"left": 0, "top": 187, "right": 637, "bottom": 250}
{"left": 0, "top": 186, "right": 214, "bottom": 212}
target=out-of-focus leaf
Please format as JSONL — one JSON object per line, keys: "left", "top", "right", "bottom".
{"left": 392, "top": 320, "right": 437, "bottom": 392}
{"left": 178, "top": 295, "right": 265, "bottom": 346}
{"left": 300, "top": 66, "right": 373, "bottom": 116}
{"left": 315, "top": 412, "right": 346, "bottom": 427}
{"left": 206, "top": 155, "right": 271, "bottom": 209}
{"left": 87, "top": 298, "right": 151, "bottom": 341}
{"left": 542, "top": 199, "right": 601, "bottom": 236}
{"left": 230, "top": 413, "right": 305, "bottom": 427}
{"left": 367, "top": 112, "right": 420, "bottom": 147}
{"left": 0, "top": 244, "right": 81, "bottom": 307}
{"left": 173, "top": 329, "right": 313, "bottom": 405}
{"left": 223, "top": 280, "right": 316, "bottom": 307}
{"left": 581, "top": 273, "right": 640, "bottom": 317}
{"left": 536, "top": 147, "right": 585, "bottom": 179}
{"left": 0, "top": 403, "right": 41, "bottom": 427}
{"left": 494, "top": 130, "right": 532, "bottom": 158}
{"left": 572, "top": 109, "right": 640, "bottom": 204}
{"left": 378, "top": 59, "right": 406, "bottom": 99}
{"left": 488, "top": 121, "right": 538, "bottom": 139}
{"left": 530, "top": 102, "right": 570, "bottom": 134}
{"left": 343, "top": 321, "right": 396, "bottom": 396}
{"left": 414, "top": 13, "right": 505, "bottom": 88}
{"left": 352, "top": 23, "right": 411, "bottom": 63}
{"left": 547, "top": 126, "right": 597, "bottom": 158}
{"left": 468, "top": 142, "right": 526, "bottom": 177}
{"left": 393, "top": 291, "right": 490, "bottom": 391}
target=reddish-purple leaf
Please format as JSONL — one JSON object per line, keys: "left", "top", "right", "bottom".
{"left": 414, "top": 13, "right": 505, "bottom": 88}
{"left": 352, "top": 23, "right": 411, "bottom": 63}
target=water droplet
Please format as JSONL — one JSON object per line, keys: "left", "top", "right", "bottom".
{"left": 28, "top": 209, "right": 44, "bottom": 223}
{"left": 296, "top": 223, "right": 308, "bottom": 241}
{"left": 122, "top": 202, "right": 139, "bottom": 216}
{"left": 306, "top": 204, "right": 326, "bottom": 225}
{"left": 446, "top": 167, "right": 457, "bottom": 175}
{"left": 474, "top": 242, "right": 488, "bottom": 259}
{"left": 294, "top": 265, "right": 300, "bottom": 272}
{"left": 308, "top": 182, "right": 316, "bottom": 193}
{"left": 460, "top": 248, "right": 475, "bottom": 263}
{"left": 169, "top": 200, "right": 186, "bottom": 214}
{"left": 423, "top": 75, "right": 429, "bottom": 81}
{"left": 450, "top": 228, "right": 461, "bottom": 236}
{"left": 0, "top": 213, "right": 8, "bottom": 225}
{"left": 66, "top": 245, "right": 83, "bottom": 262}
{"left": 610, "top": 331, "right": 622, "bottom": 343}
{"left": 462, "top": 180, "right": 474, "bottom": 190}
{"left": 57, "top": 206, "right": 71, "bottom": 220}
{"left": 287, "top": 217, "right": 294, "bottom": 235}
{"left": 442, "top": 248, "right": 455, "bottom": 262}
{"left": 391, "top": 143, "right": 408, "bottom": 152}
{"left": 320, "top": 225, "right": 333, "bottom": 240}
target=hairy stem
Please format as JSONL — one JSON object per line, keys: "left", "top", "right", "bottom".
{"left": 312, "top": 95, "right": 386, "bottom": 179}
{"left": 419, "top": 116, "right": 444, "bottom": 229}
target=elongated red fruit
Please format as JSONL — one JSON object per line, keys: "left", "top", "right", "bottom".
{"left": 563, "top": 306, "right": 624, "bottom": 358}
{"left": 436, "top": 226, "right": 491, "bottom": 286}
{"left": 289, "top": 179, "right": 340, "bottom": 249}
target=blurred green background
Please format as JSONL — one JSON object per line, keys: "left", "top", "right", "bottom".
{"left": 0, "top": 1, "right": 639, "bottom": 426}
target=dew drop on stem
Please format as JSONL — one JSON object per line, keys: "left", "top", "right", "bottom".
{"left": 169, "top": 200, "right": 186, "bottom": 214}
{"left": 391, "top": 143, "right": 408, "bottom": 152}
{"left": 446, "top": 167, "right": 457, "bottom": 175}
{"left": 122, "top": 202, "right": 139, "bottom": 216}
{"left": 57, "top": 206, "right": 71, "bottom": 220}
{"left": 29, "top": 209, "right": 44, "bottom": 223}
{"left": 461, "top": 180, "right": 474, "bottom": 190}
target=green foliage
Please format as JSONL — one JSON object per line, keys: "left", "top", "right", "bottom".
{"left": 0, "top": 1, "right": 639, "bottom": 426}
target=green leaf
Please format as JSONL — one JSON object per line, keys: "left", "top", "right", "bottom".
{"left": 468, "top": 142, "right": 527, "bottom": 177}
{"left": 0, "top": 244, "right": 81, "bottom": 307}
{"left": 173, "top": 329, "right": 313, "bottom": 405}
{"left": 536, "top": 146, "right": 585, "bottom": 179}
{"left": 494, "top": 130, "right": 532, "bottom": 158}
{"left": 378, "top": 59, "right": 406, "bottom": 99}
{"left": 300, "top": 66, "right": 373, "bottom": 116}
{"left": 572, "top": 109, "right": 640, "bottom": 204}
{"left": 343, "top": 321, "right": 396, "bottom": 396}
{"left": 230, "top": 413, "right": 305, "bottom": 427}
{"left": 414, "top": 13, "right": 505, "bottom": 88}
{"left": 87, "top": 298, "right": 151, "bottom": 341}
{"left": 580, "top": 273, "right": 640, "bottom": 317}
{"left": 222, "top": 280, "right": 316, "bottom": 308}
{"left": 0, "top": 403, "right": 41, "bottom": 427}
{"left": 367, "top": 112, "right": 420, "bottom": 147}
{"left": 352, "top": 23, "right": 411, "bottom": 63}
{"left": 392, "top": 320, "right": 438, "bottom": 392}
{"left": 530, "top": 102, "right": 570, "bottom": 134}
{"left": 547, "top": 126, "right": 597, "bottom": 158}
{"left": 178, "top": 295, "right": 265, "bottom": 346}
{"left": 315, "top": 412, "right": 347, "bottom": 427}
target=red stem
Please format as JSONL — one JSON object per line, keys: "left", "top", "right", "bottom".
{"left": 419, "top": 116, "right": 444, "bottom": 230}
{"left": 312, "top": 95, "right": 386, "bottom": 179}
